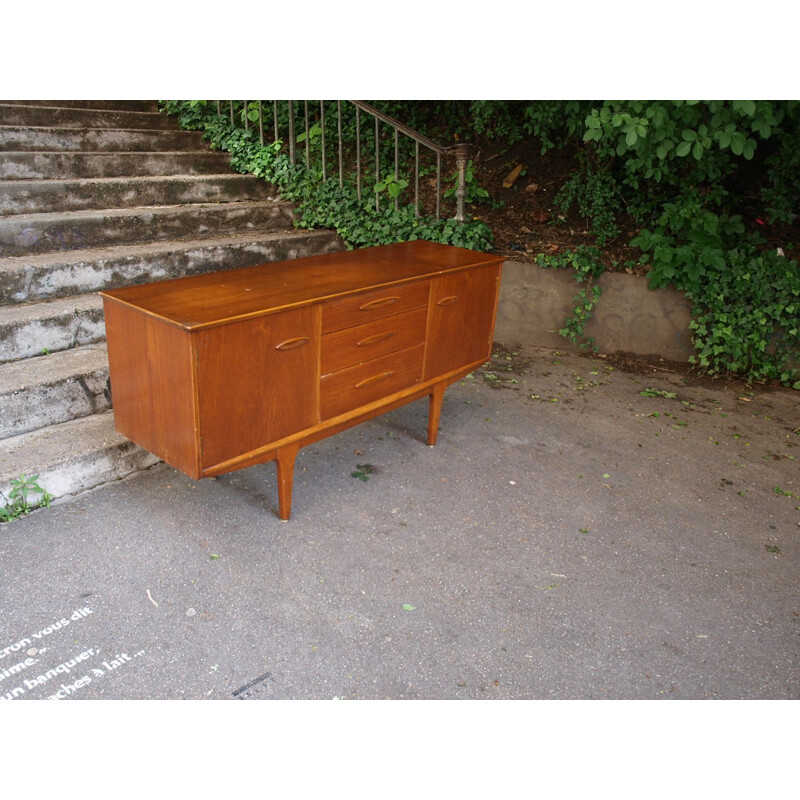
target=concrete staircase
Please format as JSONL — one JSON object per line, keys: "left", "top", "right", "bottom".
{"left": 0, "top": 100, "right": 344, "bottom": 507}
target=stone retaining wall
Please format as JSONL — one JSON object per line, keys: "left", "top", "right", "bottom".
{"left": 495, "top": 260, "right": 695, "bottom": 362}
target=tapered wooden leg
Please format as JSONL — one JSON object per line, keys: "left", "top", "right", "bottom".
{"left": 427, "top": 382, "right": 446, "bottom": 446}
{"left": 275, "top": 442, "right": 300, "bottom": 521}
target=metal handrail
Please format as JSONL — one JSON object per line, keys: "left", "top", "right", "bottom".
{"left": 214, "top": 100, "right": 471, "bottom": 222}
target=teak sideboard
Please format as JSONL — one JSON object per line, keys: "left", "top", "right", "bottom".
{"left": 100, "top": 240, "right": 504, "bottom": 519}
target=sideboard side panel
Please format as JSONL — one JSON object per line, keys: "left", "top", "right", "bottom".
{"left": 103, "top": 300, "right": 199, "bottom": 476}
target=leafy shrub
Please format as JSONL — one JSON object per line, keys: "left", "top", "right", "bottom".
{"left": 527, "top": 99, "right": 800, "bottom": 387}
{"left": 633, "top": 203, "right": 800, "bottom": 386}
{"left": 164, "top": 100, "right": 800, "bottom": 386}
{"left": 555, "top": 167, "right": 622, "bottom": 246}
{"left": 687, "top": 249, "right": 799, "bottom": 387}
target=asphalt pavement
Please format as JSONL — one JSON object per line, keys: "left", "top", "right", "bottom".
{"left": 1, "top": 344, "right": 798, "bottom": 702}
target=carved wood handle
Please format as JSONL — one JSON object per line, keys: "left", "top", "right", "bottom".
{"left": 355, "top": 371, "right": 395, "bottom": 389}
{"left": 275, "top": 336, "right": 310, "bottom": 351}
{"left": 357, "top": 331, "right": 395, "bottom": 347}
{"left": 359, "top": 296, "right": 400, "bottom": 311}
{"left": 436, "top": 295, "right": 461, "bottom": 306}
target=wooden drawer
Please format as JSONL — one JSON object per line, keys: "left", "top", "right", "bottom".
{"left": 320, "top": 343, "right": 424, "bottom": 420}
{"left": 321, "top": 306, "right": 427, "bottom": 376}
{"left": 322, "top": 280, "right": 429, "bottom": 333}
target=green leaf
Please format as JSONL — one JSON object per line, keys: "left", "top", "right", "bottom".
{"left": 402, "top": 604, "right": 415, "bottom": 611}
{"left": 676, "top": 141, "right": 691, "bottom": 157}
{"left": 740, "top": 100, "right": 756, "bottom": 117}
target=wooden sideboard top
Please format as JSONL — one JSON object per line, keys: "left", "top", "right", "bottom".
{"left": 99, "top": 240, "right": 502, "bottom": 331}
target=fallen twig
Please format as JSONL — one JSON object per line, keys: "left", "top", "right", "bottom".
{"left": 637, "top": 361, "right": 679, "bottom": 374}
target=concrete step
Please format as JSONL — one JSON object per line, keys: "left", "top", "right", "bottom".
{"left": 0, "top": 345, "right": 110, "bottom": 439}
{"left": 0, "top": 100, "right": 159, "bottom": 112}
{"left": 0, "top": 104, "right": 176, "bottom": 131}
{"left": 0, "top": 150, "right": 235, "bottom": 180}
{"left": 0, "top": 100, "right": 347, "bottom": 508}
{"left": 0, "top": 174, "right": 280, "bottom": 215}
{"left": 0, "top": 199, "right": 296, "bottom": 257}
{"left": 0, "top": 228, "right": 344, "bottom": 303}
{"left": 0, "top": 125, "right": 209, "bottom": 152}
{"left": 0, "top": 294, "right": 105, "bottom": 364}
{"left": 0, "top": 410, "right": 160, "bottom": 509}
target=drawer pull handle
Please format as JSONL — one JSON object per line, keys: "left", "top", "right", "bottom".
{"left": 437, "top": 295, "right": 461, "bottom": 307}
{"left": 275, "top": 336, "right": 309, "bottom": 351}
{"left": 359, "top": 296, "right": 400, "bottom": 311}
{"left": 357, "top": 331, "right": 395, "bottom": 347}
{"left": 356, "top": 371, "right": 395, "bottom": 389}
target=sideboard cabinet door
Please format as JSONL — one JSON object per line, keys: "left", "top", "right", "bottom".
{"left": 424, "top": 263, "right": 501, "bottom": 380}
{"left": 195, "top": 306, "right": 320, "bottom": 470}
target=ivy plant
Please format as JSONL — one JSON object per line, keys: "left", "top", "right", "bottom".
{"left": 535, "top": 246, "right": 607, "bottom": 352}
{"left": 163, "top": 100, "right": 800, "bottom": 387}
{"left": 163, "top": 101, "right": 493, "bottom": 253}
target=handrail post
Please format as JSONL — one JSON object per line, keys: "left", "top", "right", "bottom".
{"left": 435, "top": 151, "right": 441, "bottom": 220}
{"left": 338, "top": 101, "right": 343, "bottom": 189}
{"left": 375, "top": 116, "right": 380, "bottom": 212}
{"left": 453, "top": 143, "right": 471, "bottom": 223}
{"left": 304, "top": 101, "right": 310, "bottom": 168}
{"left": 414, "top": 141, "right": 420, "bottom": 218}
{"left": 288, "top": 101, "right": 295, "bottom": 165}
{"left": 356, "top": 106, "right": 362, "bottom": 202}
{"left": 394, "top": 128, "right": 399, "bottom": 211}
{"left": 320, "top": 101, "right": 326, "bottom": 181}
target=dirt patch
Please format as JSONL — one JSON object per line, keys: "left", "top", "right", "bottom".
{"left": 482, "top": 340, "right": 800, "bottom": 412}
{"left": 590, "top": 349, "right": 797, "bottom": 396}
{"left": 473, "top": 342, "right": 534, "bottom": 389}
{"left": 467, "top": 137, "right": 640, "bottom": 272}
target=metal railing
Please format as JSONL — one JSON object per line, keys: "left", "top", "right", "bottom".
{"left": 214, "top": 100, "right": 472, "bottom": 222}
